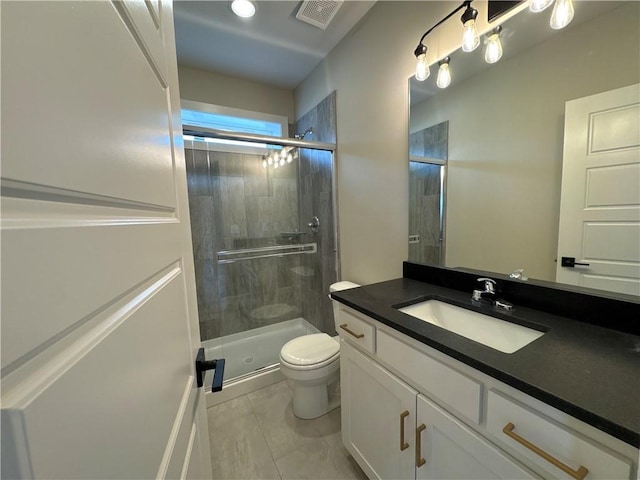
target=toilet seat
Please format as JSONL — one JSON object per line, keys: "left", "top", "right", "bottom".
{"left": 280, "top": 333, "right": 339, "bottom": 370}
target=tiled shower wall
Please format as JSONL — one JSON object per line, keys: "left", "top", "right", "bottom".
{"left": 408, "top": 121, "right": 448, "bottom": 266}
{"left": 185, "top": 146, "right": 303, "bottom": 341}
{"left": 295, "top": 92, "right": 338, "bottom": 335}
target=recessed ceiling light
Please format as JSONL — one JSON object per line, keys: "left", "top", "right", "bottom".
{"left": 231, "top": 0, "right": 256, "bottom": 18}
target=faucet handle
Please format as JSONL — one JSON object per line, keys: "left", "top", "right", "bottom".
{"left": 476, "top": 277, "right": 496, "bottom": 293}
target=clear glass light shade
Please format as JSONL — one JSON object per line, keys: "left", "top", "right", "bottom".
{"left": 262, "top": 160, "right": 267, "bottom": 168}
{"left": 462, "top": 20, "right": 480, "bottom": 52}
{"left": 415, "top": 55, "right": 430, "bottom": 81}
{"left": 267, "top": 155, "right": 273, "bottom": 165}
{"left": 436, "top": 63, "right": 451, "bottom": 89}
{"left": 550, "top": 0, "right": 574, "bottom": 29}
{"left": 484, "top": 33, "right": 503, "bottom": 64}
{"left": 529, "top": 0, "right": 554, "bottom": 13}
{"left": 231, "top": 0, "right": 256, "bottom": 18}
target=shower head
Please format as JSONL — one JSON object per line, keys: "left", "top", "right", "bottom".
{"left": 294, "top": 127, "right": 313, "bottom": 140}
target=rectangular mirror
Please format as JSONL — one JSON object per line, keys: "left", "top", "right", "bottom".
{"left": 409, "top": 1, "right": 639, "bottom": 297}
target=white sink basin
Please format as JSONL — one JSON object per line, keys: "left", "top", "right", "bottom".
{"left": 397, "top": 300, "right": 544, "bottom": 353}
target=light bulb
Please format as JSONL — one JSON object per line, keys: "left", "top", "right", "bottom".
{"left": 415, "top": 56, "right": 430, "bottom": 81}
{"left": 529, "top": 0, "right": 554, "bottom": 13}
{"left": 484, "top": 28, "right": 503, "bottom": 64}
{"left": 267, "top": 155, "right": 273, "bottom": 165}
{"left": 262, "top": 160, "right": 267, "bottom": 168}
{"left": 274, "top": 162, "right": 279, "bottom": 169}
{"left": 462, "top": 19, "right": 480, "bottom": 52}
{"left": 550, "top": 0, "right": 574, "bottom": 29}
{"left": 231, "top": 0, "right": 255, "bottom": 18}
{"left": 414, "top": 44, "right": 430, "bottom": 81}
{"left": 280, "top": 158, "right": 285, "bottom": 166}
{"left": 287, "top": 154, "right": 293, "bottom": 163}
{"left": 436, "top": 59, "right": 451, "bottom": 89}
{"left": 460, "top": 5, "right": 480, "bottom": 52}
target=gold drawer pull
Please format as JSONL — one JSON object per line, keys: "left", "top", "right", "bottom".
{"left": 400, "top": 411, "right": 409, "bottom": 451}
{"left": 503, "top": 423, "right": 588, "bottom": 480}
{"left": 416, "top": 424, "right": 426, "bottom": 467}
{"left": 340, "top": 324, "right": 364, "bottom": 339}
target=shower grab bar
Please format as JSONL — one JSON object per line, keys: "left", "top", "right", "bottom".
{"left": 217, "top": 242, "right": 317, "bottom": 264}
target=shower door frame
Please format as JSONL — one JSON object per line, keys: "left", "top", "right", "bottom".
{"left": 182, "top": 126, "right": 341, "bottom": 392}
{"left": 409, "top": 155, "right": 448, "bottom": 266}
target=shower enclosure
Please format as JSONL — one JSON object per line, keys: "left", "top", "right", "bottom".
{"left": 183, "top": 127, "right": 337, "bottom": 387}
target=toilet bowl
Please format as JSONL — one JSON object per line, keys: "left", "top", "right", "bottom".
{"left": 279, "top": 281, "right": 360, "bottom": 419}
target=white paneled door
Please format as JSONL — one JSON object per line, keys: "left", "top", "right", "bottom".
{"left": 1, "top": 1, "right": 212, "bottom": 479}
{"left": 556, "top": 84, "right": 640, "bottom": 296}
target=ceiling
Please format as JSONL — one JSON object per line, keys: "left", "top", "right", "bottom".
{"left": 173, "top": 1, "right": 377, "bottom": 89}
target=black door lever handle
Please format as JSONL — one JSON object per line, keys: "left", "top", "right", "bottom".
{"left": 561, "top": 256, "right": 590, "bottom": 268}
{"left": 195, "top": 347, "right": 225, "bottom": 392}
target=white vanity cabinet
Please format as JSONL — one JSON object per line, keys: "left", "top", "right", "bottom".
{"left": 341, "top": 341, "right": 538, "bottom": 480}
{"left": 341, "top": 341, "right": 416, "bottom": 480}
{"left": 336, "top": 304, "right": 637, "bottom": 480}
{"left": 415, "top": 393, "right": 539, "bottom": 479}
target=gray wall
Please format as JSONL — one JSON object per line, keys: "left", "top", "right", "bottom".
{"left": 295, "top": 92, "right": 338, "bottom": 334}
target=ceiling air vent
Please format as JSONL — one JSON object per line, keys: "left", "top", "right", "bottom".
{"left": 295, "top": 0, "right": 343, "bottom": 30}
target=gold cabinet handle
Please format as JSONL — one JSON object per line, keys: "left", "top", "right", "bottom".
{"left": 416, "top": 424, "right": 426, "bottom": 467}
{"left": 503, "top": 423, "right": 588, "bottom": 480}
{"left": 400, "top": 411, "right": 409, "bottom": 451}
{"left": 340, "top": 324, "right": 364, "bottom": 339}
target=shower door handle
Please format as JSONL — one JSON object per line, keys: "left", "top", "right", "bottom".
{"left": 195, "top": 347, "right": 225, "bottom": 393}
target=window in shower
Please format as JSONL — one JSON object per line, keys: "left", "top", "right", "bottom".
{"left": 183, "top": 116, "right": 337, "bottom": 385}
{"left": 181, "top": 99, "right": 287, "bottom": 151}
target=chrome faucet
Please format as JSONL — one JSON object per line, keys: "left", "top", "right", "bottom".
{"left": 472, "top": 278, "right": 514, "bottom": 311}
{"left": 472, "top": 278, "right": 497, "bottom": 302}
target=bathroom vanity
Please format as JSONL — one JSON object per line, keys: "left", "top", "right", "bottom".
{"left": 332, "top": 264, "right": 639, "bottom": 479}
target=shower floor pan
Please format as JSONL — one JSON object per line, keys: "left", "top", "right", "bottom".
{"left": 202, "top": 317, "right": 319, "bottom": 386}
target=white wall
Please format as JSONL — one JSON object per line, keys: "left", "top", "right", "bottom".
{"left": 295, "top": 1, "right": 503, "bottom": 285}
{"left": 178, "top": 65, "right": 295, "bottom": 121}
{"left": 411, "top": 3, "right": 639, "bottom": 281}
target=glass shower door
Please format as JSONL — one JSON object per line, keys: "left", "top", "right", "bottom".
{"left": 408, "top": 160, "right": 446, "bottom": 266}
{"left": 184, "top": 138, "right": 336, "bottom": 385}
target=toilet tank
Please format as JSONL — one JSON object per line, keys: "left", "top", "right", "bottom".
{"left": 329, "top": 281, "right": 360, "bottom": 332}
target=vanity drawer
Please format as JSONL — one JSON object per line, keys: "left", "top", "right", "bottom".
{"left": 376, "top": 329, "right": 482, "bottom": 424}
{"left": 486, "top": 390, "right": 632, "bottom": 479}
{"left": 337, "top": 306, "right": 376, "bottom": 353}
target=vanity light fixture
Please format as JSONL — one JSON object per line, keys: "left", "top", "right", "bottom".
{"left": 461, "top": 3, "right": 480, "bottom": 52}
{"left": 549, "top": 0, "right": 574, "bottom": 29}
{"left": 262, "top": 147, "right": 297, "bottom": 170}
{"left": 529, "top": 0, "right": 554, "bottom": 13}
{"left": 436, "top": 57, "right": 452, "bottom": 89}
{"left": 414, "top": 44, "right": 430, "bottom": 81}
{"left": 530, "top": 0, "right": 575, "bottom": 29}
{"left": 484, "top": 26, "right": 503, "bottom": 64}
{"left": 413, "top": 1, "right": 479, "bottom": 82}
{"left": 231, "top": 0, "right": 256, "bottom": 18}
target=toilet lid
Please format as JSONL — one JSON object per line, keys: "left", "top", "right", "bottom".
{"left": 280, "top": 333, "right": 339, "bottom": 366}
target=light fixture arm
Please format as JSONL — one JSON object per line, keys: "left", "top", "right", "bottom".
{"left": 417, "top": 0, "right": 473, "bottom": 46}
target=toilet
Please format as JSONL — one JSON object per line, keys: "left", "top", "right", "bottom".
{"left": 279, "top": 281, "right": 360, "bottom": 419}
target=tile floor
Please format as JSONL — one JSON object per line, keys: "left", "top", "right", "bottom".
{"left": 207, "top": 380, "right": 368, "bottom": 480}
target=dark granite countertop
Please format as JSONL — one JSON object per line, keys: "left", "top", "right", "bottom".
{"left": 332, "top": 277, "right": 640, "bottom": 448}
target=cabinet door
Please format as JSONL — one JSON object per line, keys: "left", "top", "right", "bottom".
{"left": 341, "top": 341, "right": 417, "bottom": 480}
{"left": 415, "top": 395, "right": 539, "bottom": 480}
